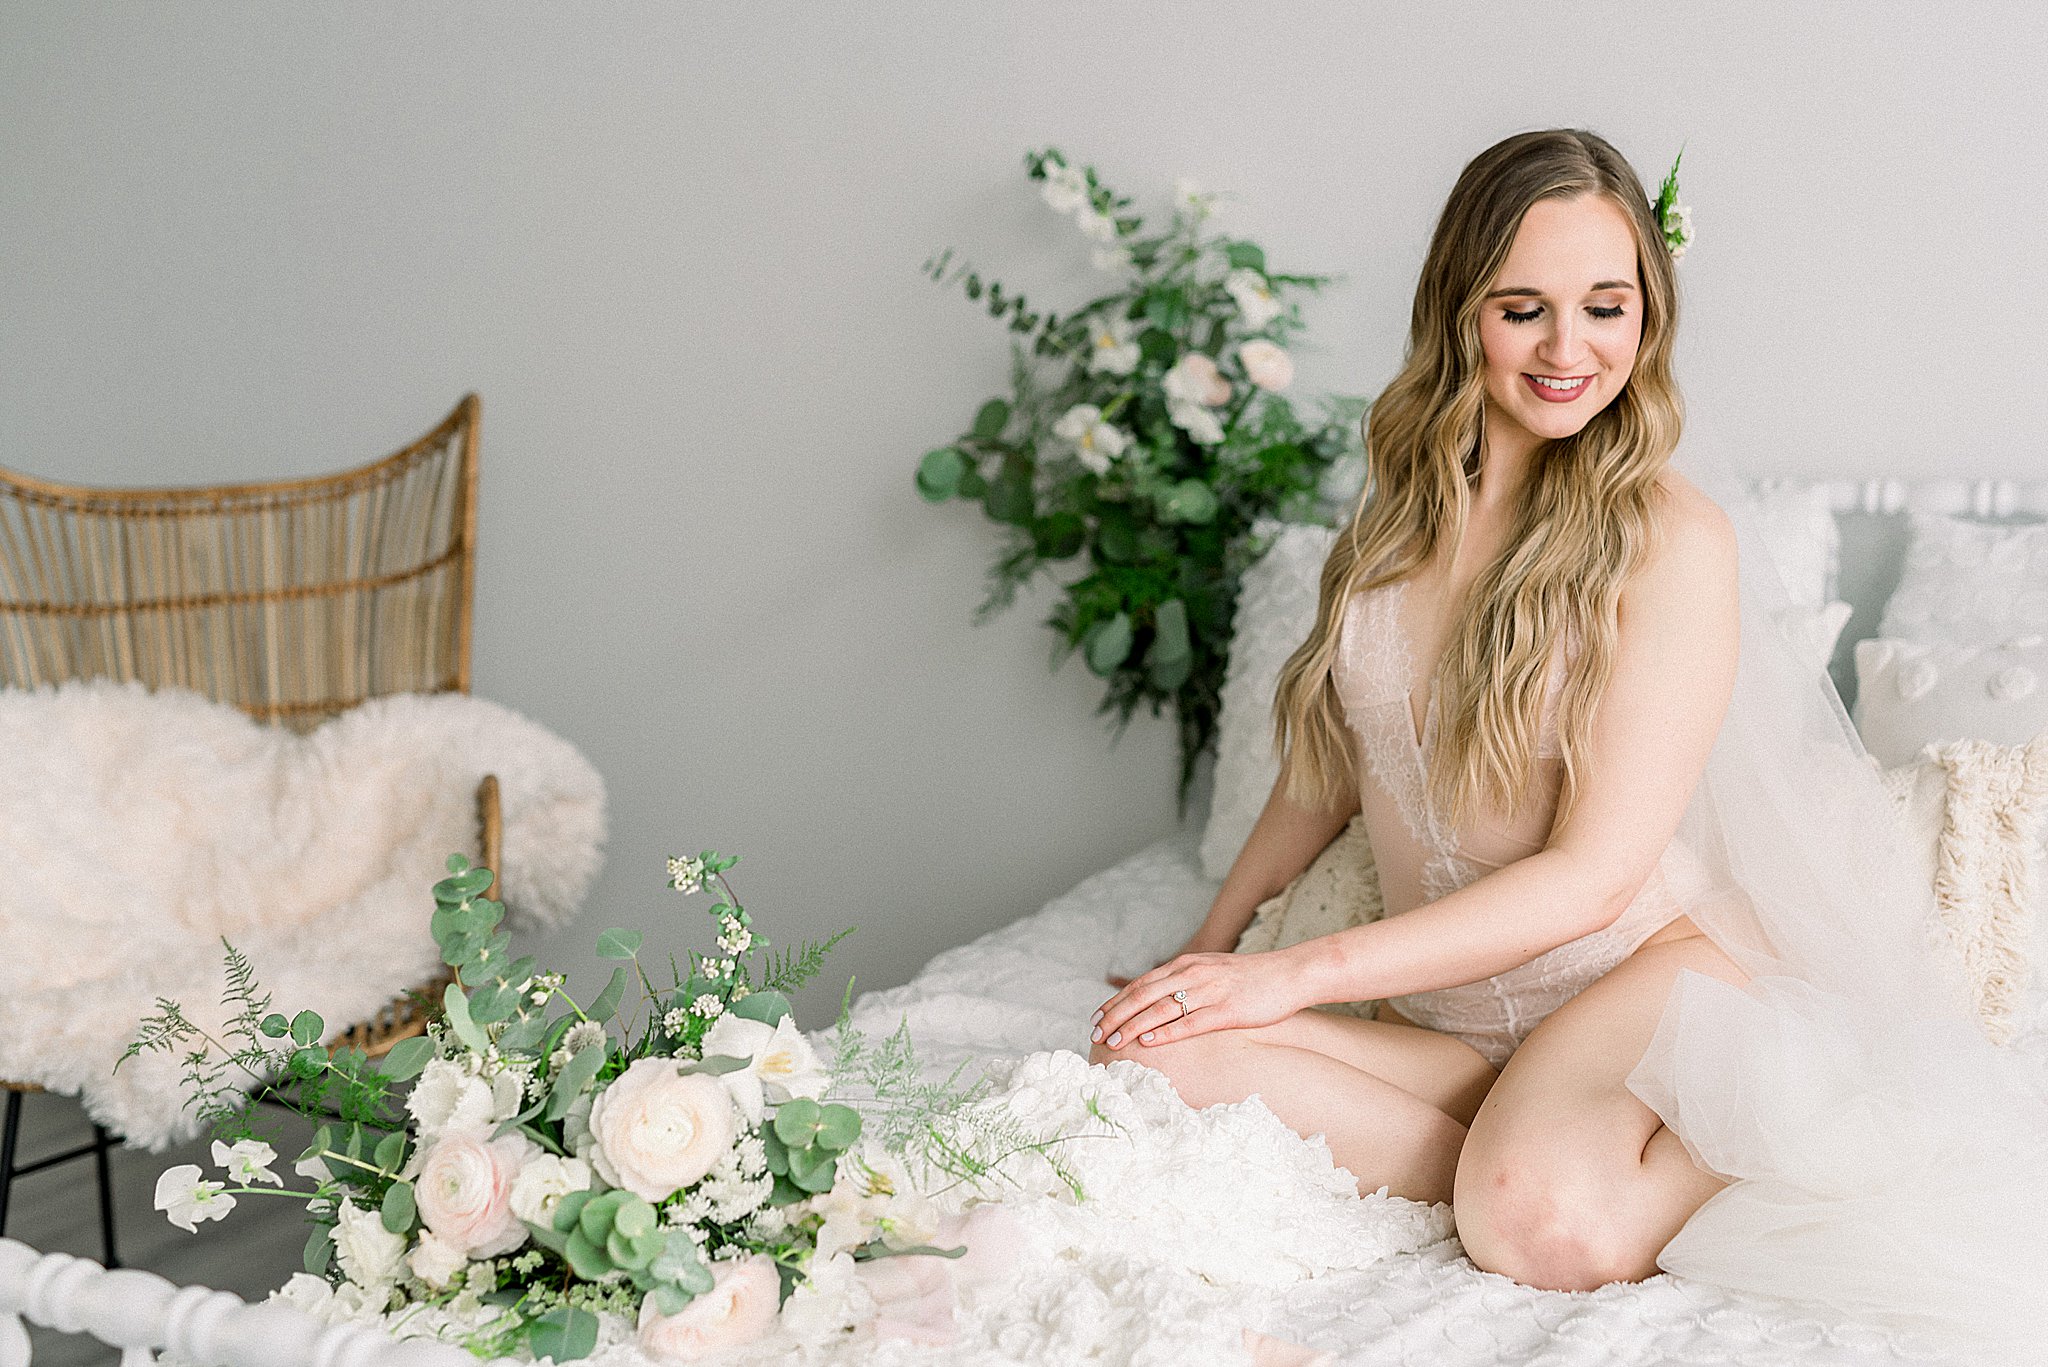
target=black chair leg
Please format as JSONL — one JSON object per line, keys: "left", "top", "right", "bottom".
{"left": 92, "top": 1123, "right": 119, "bottom": 1267}
{"left": 0, "top": 1091, "right": 21, "bottom": 1238}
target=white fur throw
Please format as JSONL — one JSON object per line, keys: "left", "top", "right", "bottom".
{"left": 0, "top": 680, "right": 607, "bottom": 1149}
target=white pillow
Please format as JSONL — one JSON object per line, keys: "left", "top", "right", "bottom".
{"left": 1199, "top": 523, "right": 1337, "bottom": 880}
{"left": 1879, "top": 511, "right": 2048, "bottom": 647}
{"left": 1853, "top": 635, "right": 2048, "bottom": 768}
{"left": 1741, "top": 480, "right": 1841, "bottom": 608}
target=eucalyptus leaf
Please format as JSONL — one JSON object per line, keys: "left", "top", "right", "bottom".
{"left": 380, "top": 1182, "right": 416, "bottom": 1234}
{"left": 813, "top": 1103, "right": 862, "bottom": 1152}
{"left": 595, "top": 928, "right": 644, "bottom": 961}
{"left": 589, "top": 968, "right": 629, "bottom": 1023}
{"left": 971, "top": 399, "right": 1011, "bottom": 443}
{"left": 442, "top": 985, "right": 490, "bottom": 1055}
{"left": 288, "top": 1010, "right": 323, "bottom": 1047}
{"left": 466, "top": 982, "right": 518, "bottom": 1024}
{"left": 728, "top": 990, "right": 790, "bottom": 1026}
{"left": 1149, "top": 598, "right": 1191, "bottom": 664}
{"left": 563, "top": 1228, "right": 612, "bottom": 1282}
{"left": 1225, "top": 241, "right": 1267, "bottom": 273}
{"left": 527, "top": 1306, "right": 599, "bottom": 1363}
{"left": 916, "top": 447, "right": 966, "bottom": 502}
{"left": 377, "top": 1035, "right": 434, "bottom": 1082}
{"left": 373, "top": 1129, "right": 407, "bottom": 1173}
{"left": 302, "top": 1224, "right": 333, "bottom": 1276}
{"left": 1084, "top": 613, "right": 1134, "bottom": 676}
{"left": 432, "top": 866, "right": 494, "bottom": 904}
{"left": 545, "top": 1044, "right": 606, "bottom": 1123}
{"left": 552, "top": 1189, "right": 594, "bottom": 1236}
{"left": 1161, "top": 480, "right": 1218, "bottom": 525}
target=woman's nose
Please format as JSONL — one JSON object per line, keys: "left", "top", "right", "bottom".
{"left": 1540, "top": 316, "right": 1589, "bottom": 370}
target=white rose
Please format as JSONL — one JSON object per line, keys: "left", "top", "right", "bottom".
{"left": 588, "top": 1058, "right": 738, "bottom": 1202}
{"left": 1237, "top": 339, "right": 1295, "bottom": 392}
{"left": 700, "top": 1014, "right": 830, "bottom": 1127}
{"left": 415, "top": 1132, "right": 537, "bottom": 1258}
{"left": 333, "top": 1199, "right": 408, "bottom": 1292}
{"left": 636, "top": 1255, "right": 781, "bottom": 1362}
{"left": 406, "top": 1228, "right": 469, "bottom": 1291}
{"left": 508, "top": 1153, "right": 594, "bottom": 1229}
{"left": 407, "top": 1058, "right": 496, "bottom": 1143}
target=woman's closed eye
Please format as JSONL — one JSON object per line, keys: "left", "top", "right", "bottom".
{"left": 1502, "top": 304, "right": 1627, "bottom": 324}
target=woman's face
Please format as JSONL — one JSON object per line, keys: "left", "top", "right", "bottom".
{"left": 1476, "top": 192, "right": 1645, "bottom": 463}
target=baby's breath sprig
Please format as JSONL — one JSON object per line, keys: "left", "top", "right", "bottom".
{"left": 1653, "top": 144, "right": 1694, "bottom": 260}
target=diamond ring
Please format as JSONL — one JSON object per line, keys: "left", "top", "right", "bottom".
{"left": 1172, "top": 989, "right": 1189, "bottom": 1020}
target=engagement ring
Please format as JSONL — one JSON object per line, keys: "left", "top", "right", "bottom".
{"left": 1173, "top": 988, "right": 1189, "bottom": 1020}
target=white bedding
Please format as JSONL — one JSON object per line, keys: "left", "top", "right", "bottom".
{"left": 839, "top": 829, "right": 2048, "bottom": 1367}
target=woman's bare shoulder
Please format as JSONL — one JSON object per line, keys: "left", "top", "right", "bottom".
{"left": 1642, "top": 467, "right": 1738, "bottom": 590}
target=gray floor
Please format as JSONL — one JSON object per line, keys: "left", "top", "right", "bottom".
{"left": 6, "top": 1090, "right": 319, "bottom": 1366}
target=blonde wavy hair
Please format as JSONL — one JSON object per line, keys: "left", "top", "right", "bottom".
{"left": 1272, "top": 128, "right": 1684, "bottom": 829}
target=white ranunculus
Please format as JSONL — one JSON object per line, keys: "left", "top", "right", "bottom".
{"left": 333, "top": 1198, "right": 409, "bottom": 1292}
{"left": 415, "top": 1132, "right": 537, "bottom": 1259}
{"left": 211, "top": 1138, "right": 282, "bottom": 1187}
{"left": 588, "top": 1058, "right": 738, "bottom": 1202}
{"left": 1225, "top": 267, "right": 1283, "bottom": 329}
{"left": 700, "top": 1014, "right": 831, "bottom": 1127}
{"left": 1237, "top": 339, "right": 1295, "bottom": 392}
{"left": 407, "top": 1058, "right": 497, "bottom": 1143}
{"left": 1085, "top": 317, "right": 1141, "bottom": 377}
{"left": 153, "top": 1165, "right": 235, "bottom": 1233}
{"left": 508, "top": 1152, "right": 595, "bottom": 1229}
{"left": 274, "top": 1272, "right": 339, "bottom": 1321}
{"left": 1168, "top": 398, "right": 1225, "bottom": 446}
{"left": 1040, "top": 163, "right": 1087, "bottom": 215}
{"left": 406, "top": 1228, "right": 470, "bottom": 1291}
{"left": 1048, "top": 404, "right": 1133, "bottom": 480}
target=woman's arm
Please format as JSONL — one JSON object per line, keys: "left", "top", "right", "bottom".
{"left": 1189, "top": 767, "right": 1361, "bottom": 954}
{"left": 1296, "top": 481, "right": 1740, "bottom": 1007}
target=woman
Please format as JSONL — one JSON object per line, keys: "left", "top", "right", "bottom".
{"left": 1088, "top": 128, "right": 2046, "bottom": 1347}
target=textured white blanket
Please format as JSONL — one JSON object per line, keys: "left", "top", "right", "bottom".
{"left": 0, "top": 680, "right": 606, "bottom": 1149}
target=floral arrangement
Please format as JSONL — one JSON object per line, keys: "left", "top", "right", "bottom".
{"left": 125, "top": 850, "right": 1083, "bottom": 1362}
{"left": 916, "top": 147, "right": 1369, "bottom": 805}
{"left": 1653, "top": 145, "right": 1694, "bottom": 258}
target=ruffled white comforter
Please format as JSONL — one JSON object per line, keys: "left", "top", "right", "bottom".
{"left": 828, "top": 829, "right": 2048, "bottom": 1367}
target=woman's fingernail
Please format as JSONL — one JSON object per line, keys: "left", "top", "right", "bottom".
{"left": 1107, "top": 1031, "right": 1122, "bottom": 1047}
{"left": 1140, "top": 1031, "right": 1155, "bottom": 1043}
{"left": 1091, "top": 1008, "right": 1103, "bottom": 1025}
{"left": 1090, "top": 1027, "right": 1102, "bottom": 1043}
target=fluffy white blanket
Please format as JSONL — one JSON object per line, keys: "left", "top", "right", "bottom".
{"left": 0, "top": 680, "right": 607, "bottom": 1149}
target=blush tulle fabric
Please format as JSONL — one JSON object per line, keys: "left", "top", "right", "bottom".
{"left": 1627, "top": 452, "right": 2048, "bottom": 1359}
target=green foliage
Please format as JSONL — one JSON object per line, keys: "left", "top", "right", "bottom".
{"left": 918, "top": 146, "right": 1371, "bottom": 806}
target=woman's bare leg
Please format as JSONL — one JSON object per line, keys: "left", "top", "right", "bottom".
{"left": 1452, "top": 933, "right": 1748, "bottom": 1291}
{"left": 1088, "top": 1008, "right": 1498, "bottom": 1202}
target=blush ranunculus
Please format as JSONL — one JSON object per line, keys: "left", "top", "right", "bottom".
{"left": 1238, "top": 339, "right": 1295, "bottom": 392}
{"left": 637, "top": 1254, "right": 782, "bottom": 1362}
{"left": 414, "top": 1131, "right": 535, "bottom": 1259}
{"left": 588, "top": 1058, "right": 738, "bottom": 1202}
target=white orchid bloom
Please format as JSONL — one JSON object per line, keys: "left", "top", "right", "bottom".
{"left": 1085, "top": 317, "right": 1141, "bottom": 377}
{"left": 211, "top": 1138, "right": 282, "bottom": 1187}
{"left": 1168, "top": 398, "right": 1226, "bottom": 446}
{"left": 1051, "top": 404, "right": 1132, "bottom": 476}
{"left": 1224, "top": 267, "right": 1283, "bottom": 330}
{"left": 1040, "top": 163, "right": 1088, "bottom": 215}
{"left": 154, "top": 1165, "right": 236, "bottom": 1232}
{"left": 701, "top": 1013, "right": 830, "bottom": 1126}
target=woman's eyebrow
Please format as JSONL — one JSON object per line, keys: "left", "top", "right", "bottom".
{"left": 1484, "top": 280, "right": 1638, "bottom": 299}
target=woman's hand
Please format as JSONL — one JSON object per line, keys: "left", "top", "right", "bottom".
{"left": 1105, "top": 927, "right": 1241, "bottom": 989}
{"left": 1091, "top": 947, "right": 1310, "bottom": 1051}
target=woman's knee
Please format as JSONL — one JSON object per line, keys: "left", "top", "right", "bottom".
{"left": 1086, "top": 1028, "right": 1251, "bottom": 1109}
{"left": 1452, "top": 1149, "right": 1658, "bottom": 1292}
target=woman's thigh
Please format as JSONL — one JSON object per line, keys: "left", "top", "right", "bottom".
{"left": 1452, "top": 933, "right": 1748, "bottom": 1290}
{"left": 1236, "top": 1006, "right": 1500, "bottom": 1126}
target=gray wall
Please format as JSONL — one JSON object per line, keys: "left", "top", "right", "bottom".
{"left": 4, "top": 2, "right": 2044, "bottom": 1022}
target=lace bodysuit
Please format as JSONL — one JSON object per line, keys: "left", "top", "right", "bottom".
{"left": 1332, "top": 579, "right": 1705, "bottom": 1067}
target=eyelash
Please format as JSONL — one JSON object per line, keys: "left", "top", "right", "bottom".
{"left": 1501, "top": 305, "right": 1627, "bottom": 324}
